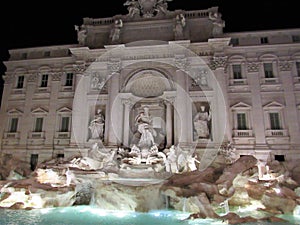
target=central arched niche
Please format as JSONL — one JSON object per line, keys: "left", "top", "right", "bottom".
{"left": 123, "top": 69, "right": 173, "bottom": 98}
{"left": 122, "top": 69, "right": 175, "bottom": 149}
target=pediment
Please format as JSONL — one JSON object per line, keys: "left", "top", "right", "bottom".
{"left": 7, "top": 108, "right": 23, "bottom": 115}
{"left": 263, "top": 101, "right": 284, "bottom": 109}
{"left": 231, "top": 102, "right": 251, "bottom": 110}
{"left": 228, "top": 54, "right": 246, "bottom": 62}
{"left": 292, "top": 51, "right": 300, "bottom": 60}
{"left": 31, "top": 107, "right": 48, "bottom": 115}
{"left": 258, "top": 53, "right": 278, "bottom": 61}
{"left": 57, "top": 107, "right": 72, "bottom": 114}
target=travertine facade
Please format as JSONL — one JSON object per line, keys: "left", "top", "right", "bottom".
{"left": 1, "top": 2, "right": 300, "bottom": 170}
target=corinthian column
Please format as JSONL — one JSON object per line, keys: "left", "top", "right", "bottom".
{"left": 164, "top": 99, "right": 174, "bottom": 148}
{"left": 122, "top": 98, "right": 133, "bottom": 147}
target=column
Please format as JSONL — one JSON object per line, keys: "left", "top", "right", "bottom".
{"left": 247, "top": 62, "right": 266, "bottom": 146}
{"left": 165, "top": 99, "right": 174, "bottom": 148}
{"left": 280, "top": 61, "right": 299, "bottom": 144}
{"left": 0, "top": 74, "right": 15, "bottom": 150}
{"left": 70, "top": 71, "right": 88, "bottom": 146}
{"left": 106, "top": 59, "right": 122, "bottom": 146}
{"left": 106, "top": 73, "right": 120, "bottom": 146}
{"left": 174, "top": 55, "right": 193, "bottom": 145}
{"left": 122, "top": 99, "right": 133, "bottom": 147}
{"left": 209, "top": 56, "right": 231, "bottom": 144}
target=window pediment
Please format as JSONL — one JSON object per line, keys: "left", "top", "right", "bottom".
{"left": 57, "top": 107, "right": 72, "bottom": 114}
{"left": 38, "top": 66, "right": 52, "bottom": 74}
{"left": 7, "top": 108, "right": 23, "bottom": 115}
{"left": 31, "top": 107, "right": 48, "bottom": 115}
{"left": 228, "top": 54, "right": 246, "bottom": 62}
{"left": 263, "top": 101, "right": 284, "bottom": 110}
{"left": 14, "top": 67, "right": 27, "bottom": 75}
{"left": 231, "top": 102, "right": 251, "bottom": 110}
{"left": 259, "top": 53, "right": 278, "bottom": 61}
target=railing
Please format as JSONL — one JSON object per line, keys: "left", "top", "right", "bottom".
{"left": 4, "top": 132, "right": 20, "bottom": 139}
{"left": 261, "top": 77, "right": 279, "bottom": 84}
{"left": 229, "top": 79, "right": 247, "bottom": 85}
{"left": 12, "top": 88, "right": 25, "bottom": 95}
{"left": 62, "top": 86, "right": 74, "bottom": 92}
{"left": 183, "top": 10, "right": 210, "bottom": 19}
{"left": 37, "top": 87, "right": 50, "bottom": 93}
{"left": 29, "top": 131, "right": 45, "bottom": 139}
{"left": 84, "top": 17, "right": 115, "bottom": 26}
{"left": 265, "top": 129, "right": 288, "bottom": 137}
{"left": 55, "top": 132, "right": 71, "bottom": 139}
{"left": 233, "top": 130, "right": 253, "bottom": 137}
{"left": 294, "top": 76, "right": 300, "bottom": 83}
{"left": 83, "top": 8, "right": 212, "bottom": 26}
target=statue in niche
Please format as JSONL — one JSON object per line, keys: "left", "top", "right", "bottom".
{"left": 89, "top": 109, "right": 105, "bottom": 140}
{"left": 174, "top": 13, "right": 186, "bottom": 40}
{"left": 74, "top": 25, "right": 87, "bottom": 46}
{"left": 209, "top": 11, "right": 225, "bottom": 36}
{"left": 124, "top": 0, "right": 140, "bottom": 17}
{"left": 135, "top": 106, "right": 157, "bottom": 149}
{"left": 110, "top": 19, "right": 123, "bottom": 43}
{"left": 194, "top": 105, "right": 211, "bottom": 139}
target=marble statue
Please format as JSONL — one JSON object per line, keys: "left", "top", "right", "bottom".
{"left": 174, "top": 13, "right": 186, "bottom": 40}
{"left": 209, "top": 11, "right": 225, "bottom": 36}
{"left": 218, "top": 142, "right": 239, "bottom": 164}
{"left": 165, "top": 145, "right": 178, "bottom": 173}
{"left": 91, "top": 75, "right": 105, "bottom": 90}
{"left": 110, "top": 19, "right": 123, "bottom": 43}
{"left": 194, "top": 105, "right": 211, "bottom": 139}
{"left": 155, "top": 0, "right": 172, "bottom": 15}
{"left": 124, "top": 0, "right": 140, "bottom": 17}
{"left": 89, "top": 109, "right": 105, "bottom": 140}
{"left": 135, "top": 106, "right": 157, "bottom": 149}
{"left": 74, "top": 25, "right": 87, "bottom": 46}
{"left": 124, "top": 0, "right": 172, "bottom": 18}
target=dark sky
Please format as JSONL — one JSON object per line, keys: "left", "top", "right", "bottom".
{"left": 0, "top": 0, "right": 299, "bottom": 90}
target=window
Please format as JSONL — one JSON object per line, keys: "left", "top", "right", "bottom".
{"left": 274, "top": 155, "right": 285, "bottom": 162}
{"left": 21, "top": 53, "right": 27, "bottom": 59}
{"left": 260, "top": 37, "right": 268, "bottom": 44}
{"left": 34, "top": 117, "right": 43, "bottom": 132}
{"left": 232, "top": 65, "right": 242, "bottom": 79}
{"left": 57, "top": 154, "right": 64, "bottom": 158}
{"left": 237, "top": 113, "right": 247, "bottom": 130}
{"left": 269, "top": 112, "right": 281, "bottom": 130}
{"left": 230, "top": 38, "right": 239, "bottom": 46}
{"left": 296, "top": 62, "right": 300, "bottom": 76}
{"left": 292, "top": 35, "right": 300, "bottom": 43}
{"left": 17, "top": 76, "right": 24, "bottom": 89}
{"left": 30, "top": 154, "right": 38, "bottom": 171}
{"left": 40, "top": 74, "right": 48, "bottom": 87}
{"left": 65, "top": 73, "right": 73, "bottom": 86}
{"left": 263, "top": 63, "right": 274, "bottom": 78}
{"left": 44, "top": 51, "right": 50, "bottom": 57}
{"left": 60, "top": 117, "right": 70, "bottom": 132}
{"left": 10, "top": 118, "right": 18, "bottom": 132}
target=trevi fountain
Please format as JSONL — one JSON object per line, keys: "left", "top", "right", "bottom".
{"left": 0, "top": 0, "right": 300, "bottom": 224}
{"left": 0, "top": 107, "right": 299, "bottom": 224}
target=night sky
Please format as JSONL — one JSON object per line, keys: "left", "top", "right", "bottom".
{"left": 0, "top": 0, "right": 299, "bottom": 98}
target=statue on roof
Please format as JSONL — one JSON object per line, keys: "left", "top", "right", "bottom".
{"left": 209, "top": 11, "right": 225, "bottom": 37}
{"left": 74, "top": 25, "right": 87, "bottom": 46}
{"left": 124, "top": 0, "right": 173, "bottom": 18}
{"left": 124, "top": 0, "right": 140, "bottom": 18}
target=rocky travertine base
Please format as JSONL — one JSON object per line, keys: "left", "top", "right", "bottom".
{"left": 0, "top": 154, "right": 299, "bottom": 224}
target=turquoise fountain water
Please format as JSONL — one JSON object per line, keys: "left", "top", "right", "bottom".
{"left": 0, "top": 206, "right": 299, "bottom": 225}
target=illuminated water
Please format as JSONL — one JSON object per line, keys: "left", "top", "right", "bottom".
{"left": 0, "top": 206, "right": 299, "bottom": 225}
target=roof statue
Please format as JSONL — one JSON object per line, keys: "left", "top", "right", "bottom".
{"left": 124, "top": 0, "right": 173, "bottom": 18}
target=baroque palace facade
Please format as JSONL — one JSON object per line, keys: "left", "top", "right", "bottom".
{"left": 1, "top": 1, "right": 300, "bottom": 170}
